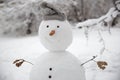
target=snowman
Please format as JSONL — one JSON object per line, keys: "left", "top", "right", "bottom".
{"left": 30, "top": 2, "right": 86, "bottom": 80}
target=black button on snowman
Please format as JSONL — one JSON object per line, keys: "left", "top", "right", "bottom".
{"left": 48, "top": 68, "right": 52, "bottom": 79}
{"left": 30, "top": 2, "right": 86, "bottom": 80}
{"left": 49, "top": 68, "right": 52, "bottom": 71}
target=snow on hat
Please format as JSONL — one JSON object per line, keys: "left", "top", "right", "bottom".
{"left": 40, "top": 2, "right": 66, "bottom": 21}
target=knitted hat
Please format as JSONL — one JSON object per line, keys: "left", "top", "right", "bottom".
{"left": 40, "top": 2, "right": 66, "bottom": 21}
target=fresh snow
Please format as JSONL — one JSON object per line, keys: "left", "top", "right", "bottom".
{"left": 0, "top": 28, "right": 120, "bottom": 80}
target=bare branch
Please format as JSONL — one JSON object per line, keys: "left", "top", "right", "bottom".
{"left": 13, "top": 59, "right": 33, "bottom": 67}
{"left": 81, "top": 55, "right": 98, "bottom": 66}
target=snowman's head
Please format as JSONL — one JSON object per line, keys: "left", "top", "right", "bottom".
{"left": 39, "top": 20, "right": 73, "bottom": 51}
{"left": 39, "top": 2, "right": 73, "bottom": 51}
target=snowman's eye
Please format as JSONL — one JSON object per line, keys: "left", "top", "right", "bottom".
{"left": 57, "top": 26, "right": 60, "bottom": 28}
{"left": 46, "top": 25, "right": 49, "bottom": 28}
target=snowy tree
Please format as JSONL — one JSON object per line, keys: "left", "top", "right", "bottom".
{"left": 83, "top": 0, "right": 113, "bottom": 19}
{"left": 0, "top": 0, "right": 115, "bottom": 36}
{"left": 0, "top": 0, "right": 43, "bottom": 36}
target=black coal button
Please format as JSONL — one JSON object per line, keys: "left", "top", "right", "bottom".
{"left": 48, "top": 75, "right": 52, "bottom": 79}
{"left": 49, "top": 68, "right": 52, "bottom": 71}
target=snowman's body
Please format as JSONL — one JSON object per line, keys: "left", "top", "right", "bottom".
{"left": 30, "top": 20, "right": 86, "bottom": 80}
{"left": 30, "top": 51, "right": 85, "bottom": 80}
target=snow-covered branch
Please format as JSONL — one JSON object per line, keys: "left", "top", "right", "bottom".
{"left": 76, "top": 7, "right": 120, "bottom": 29}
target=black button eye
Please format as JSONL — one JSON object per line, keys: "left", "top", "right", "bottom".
{"left": 46, "top": 25, "right": 49, "bottom": 28}
{"left": 57, "top": 26, "right": 60, "bottom": 28}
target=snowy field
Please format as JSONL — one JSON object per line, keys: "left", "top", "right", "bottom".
{"left": 0, "top": 28, "right": 120, "bottom": 80}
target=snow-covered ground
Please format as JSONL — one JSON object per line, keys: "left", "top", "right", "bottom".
{"left": 0, "top": 28, "right": 120, "bottom": 80}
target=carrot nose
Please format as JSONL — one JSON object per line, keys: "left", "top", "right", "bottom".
{"left": 49, "top": 30, "right": 55, "bottom": 36}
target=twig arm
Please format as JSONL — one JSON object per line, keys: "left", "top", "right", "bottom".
{"left": 81, "top": 55, "right": 98, "bottom": 66}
